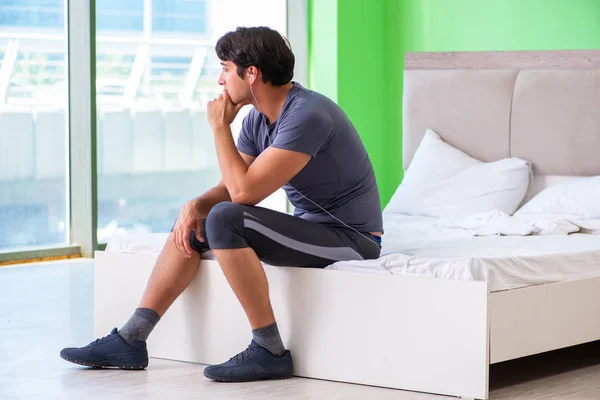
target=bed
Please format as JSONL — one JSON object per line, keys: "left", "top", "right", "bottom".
{"left": 94, "top": 49, "right": 600, "bottom": 399}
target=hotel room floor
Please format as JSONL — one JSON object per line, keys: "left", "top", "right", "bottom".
{"left": 2, "top": 259, "right": 600, "bottom": 400}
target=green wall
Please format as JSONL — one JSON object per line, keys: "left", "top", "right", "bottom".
{"left": 337, "top": 2, "right": 389, "bottom": 208}
{"left": 309, "top": 0, "right": 600, "bottom": 207}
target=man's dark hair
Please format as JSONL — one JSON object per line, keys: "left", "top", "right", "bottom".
{"left": 215, "top": 26, "right": 294, "bottom": 86}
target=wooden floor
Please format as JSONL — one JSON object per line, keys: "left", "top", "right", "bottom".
{"left": 2, "top": 259, "right": 600, "bottom": 399}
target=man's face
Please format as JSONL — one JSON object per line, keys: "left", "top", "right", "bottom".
{"left": 218, "top": 60, "right": 250, "bottom": 105}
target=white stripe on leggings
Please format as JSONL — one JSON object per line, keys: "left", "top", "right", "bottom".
{"left": 243, "top": 219, "right": 364, "bottom": 261}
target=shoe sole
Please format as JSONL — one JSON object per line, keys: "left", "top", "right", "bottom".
{"left": 60, "top": 355, "right": 148, "bottom": 370}
{"left": 203, "top": 371, "right": 292, "bottom": 382}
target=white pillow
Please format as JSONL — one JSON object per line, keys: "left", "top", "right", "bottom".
{"left": 514, "top": 176, "right": 600, "bottom": 233}
{"left": 384, "top": 129, "right": 532, "bottom": 218}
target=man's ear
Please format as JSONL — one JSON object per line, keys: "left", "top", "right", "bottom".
{"left": 247, "top": 67, "right": 258, "bottom": 83}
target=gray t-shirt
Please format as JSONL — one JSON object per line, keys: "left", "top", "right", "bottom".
{"left": 236, "top": 82, "right": 383, "bottom": 233}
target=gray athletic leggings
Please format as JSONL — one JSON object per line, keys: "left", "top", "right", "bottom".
{"left": 176, "top": 201, "right": 381, "bottom": 268}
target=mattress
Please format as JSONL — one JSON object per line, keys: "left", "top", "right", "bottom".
{"left": 104, "top": 214, "right": 600, "bottom": 292}
{"left": 326, "top": 214, "right": 600, "bottom": 292}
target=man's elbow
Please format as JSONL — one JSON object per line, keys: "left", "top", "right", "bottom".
{"left": 230, "top": 191, "right": 260, "bottom": 206}
{"left": 227, "top": 183, "right": 250, "bottom": 205}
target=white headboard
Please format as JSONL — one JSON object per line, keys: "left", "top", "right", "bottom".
{"left": 402, "top": 50, "right": 600, "bottom": 199}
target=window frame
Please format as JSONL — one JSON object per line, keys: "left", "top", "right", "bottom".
{"left": 0, "top": 0, "right": 307, "bottom": 263}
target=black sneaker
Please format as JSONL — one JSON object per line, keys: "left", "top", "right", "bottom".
{"left": 204, "top": 340, "right": 293, "bottom": 382}
{"left": 60, "top": 328, "right": 148, "bottom": 370}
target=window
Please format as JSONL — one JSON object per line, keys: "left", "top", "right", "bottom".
{"left": 95, "top": 0, "right": 287, "bottom": 243}
{"left": 0, "top": 0, "right": 64, "bottom": 29}
{"left": 0, "top": 0, "right": 68, "bottom": 250}
{"left": 96, "top": 0, "right": 144, "bottom": 32}
{"left": 152, "top": 0, "right": 207, "bottom": 35}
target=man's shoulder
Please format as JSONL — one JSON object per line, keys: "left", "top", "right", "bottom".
{"left": 287, "top": 83, "right": 322, "bottom": 108}
{"left": 284, "top": 86, "right": 333, "bottom": 124}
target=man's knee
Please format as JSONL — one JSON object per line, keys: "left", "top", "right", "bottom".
{"left": 206, "top": 201, "right": 244, "bottom": 228}
{"left": 205, "top": 202, "right": 247, "bottom": 249}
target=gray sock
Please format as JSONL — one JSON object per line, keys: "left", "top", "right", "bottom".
{"left": 118, "top": 308, "right": 161, "bottom": 346}
{"left": 252, "top": 322, "right": 285, "bottom": 356}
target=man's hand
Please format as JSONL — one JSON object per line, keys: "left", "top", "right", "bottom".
{"left": 172, "top": 199, "right": 205, "bottom": 259}
{"left": 207, "top": 90, "right": 249, "bottom": 130}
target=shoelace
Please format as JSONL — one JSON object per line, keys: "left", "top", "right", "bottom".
{"left": 231, "top": 344, "right": 258, "bottom": 364}
{"left": 89, "top": 332, "right": 115, "bottom": 346}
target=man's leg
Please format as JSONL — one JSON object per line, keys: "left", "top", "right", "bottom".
{"left": 201, "top": 201, "right": 380, "bottom": 382}
{"left": 137, "top": 233, "right": 202, "bottom": 316}
{"left": 115, "top": 233, "right": 203, "bottom": 346}
{"left": 60, "top": 200, "right": 378, "bottom": 373}
{"left": 60, "top": 232, "right": 205, "bottom": 369}
{"left": 213, "top": 248, "right": 275, "bottom": 330}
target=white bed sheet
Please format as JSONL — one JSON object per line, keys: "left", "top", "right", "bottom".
{"left": 326, "top": 214, "right": 600, "bottom": 292}
{"left": 105, "top": 233, "right": 217, "bottom": 260}
{"left": 104, "top": 214, "right": 600, "bottom": 292}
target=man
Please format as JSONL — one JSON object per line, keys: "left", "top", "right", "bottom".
{"left": 60, "top": 26, "right": 383, "bottom": 382}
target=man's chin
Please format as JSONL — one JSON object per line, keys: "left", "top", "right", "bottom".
{"left": 232, "top": 99, "right": 251, "bottom": 107}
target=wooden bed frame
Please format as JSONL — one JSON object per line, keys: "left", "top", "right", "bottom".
{"left": 94, "top": 49, "right": 600, "bottom": 399}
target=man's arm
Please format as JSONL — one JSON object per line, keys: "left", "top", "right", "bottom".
{"left": 212, "top": 127, "right": 310, "bottom": 205}
{"left": 191, "top": 152, "right": 256, "bottom": 216}
{"left": 173, "top": 151, "right": 256, "bottom": 257}
{"left": 206, "top": 90, "right": 313, "bottom": 206}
